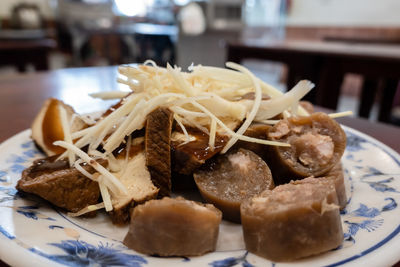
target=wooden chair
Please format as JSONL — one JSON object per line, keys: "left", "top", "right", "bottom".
{"left": 0, "top": 38, "right": 56, "bottom": 72}
{"left": 227, "top": 41, "right": 400, "bottom": 124}
{"left": 0, "top": 3, "right": 55, "bottom": 72}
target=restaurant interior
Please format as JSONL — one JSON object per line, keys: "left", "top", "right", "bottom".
{"left": 1, "top": 1, "right": 400, "bottom": 267}
{"left": 1, "top": 0, "right": 400, "bottom": 127}
{"left": 0, "top": 0, "right": 400, "bottom": 126}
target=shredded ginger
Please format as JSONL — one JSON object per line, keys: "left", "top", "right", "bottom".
{"left": 54, "top": 61, "right": 318, "bottom": 214}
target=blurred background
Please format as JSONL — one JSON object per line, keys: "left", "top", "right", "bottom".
{"left": 1, "top": 0, "right": 400, "bottom": 125}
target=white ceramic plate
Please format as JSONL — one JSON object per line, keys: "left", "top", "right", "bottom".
{"left": 1, "top": 127, "right": 400, "bottom": 267}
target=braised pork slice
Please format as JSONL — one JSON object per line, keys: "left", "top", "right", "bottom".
{"left": 232, "top": 123, "right": 271, "bottom": 158}
{"left": 299, "top": 100, "right": 315, "bottom": 114}
{"left": 266, "top": 112, "right": 346, "bottom": 184}
{"left": 145, "top": 107, "right": 174, "bottom": 197}
{"left": 171, "top": 128, "right": 228, "bottom": 175}
{"left": 109, "top": 148, "right": 159, "bottom": 224}
{"left": 16, "top": 156, "right": 103, "bottom": 213}
{"left": 194, "top": 149, "right": 274, "bottom": 222}
{"left": 241, "top": 179, "right": 343, "bottom": 261}
{"left": 123, "top": 197, "right": 222, "bottom": 256}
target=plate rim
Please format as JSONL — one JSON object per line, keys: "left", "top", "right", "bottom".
{"left": 0, "top": 127, "right": 400, "bottom": 267}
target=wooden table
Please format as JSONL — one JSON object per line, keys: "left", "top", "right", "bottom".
{"left": 1, "top": 65, "right": 400, "bottom": 153}
{"left": 0, "top": 66, "right": 128, "bottom": 142}
{"left": 227, "top": 40, "right": 400, "bottom": 123}
{"left": 0, "top": 66, "right": 400, "bottom": 266}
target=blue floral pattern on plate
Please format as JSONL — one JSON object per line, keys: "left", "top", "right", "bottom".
{"left": 209, "top": 252, "right": 254, "bottom": 267}
{"left": 16, "top": 205, "right": 56, "bottom": 221}
{"left": 31, "top": 240, "right": 147, "bottom": 267}
{"left": 0, "top": 128, "right": 400, "bottom": 266}
{"left": 342, "top": 198, "right": 397, "bottom": 244}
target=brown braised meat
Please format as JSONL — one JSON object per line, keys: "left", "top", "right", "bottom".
{"left": 292, "top": 163, "right": 347, "bottom": 210}
{"left": 171, "top": 128, "right": 228, "bottom": 175}
{"left": 16, "top": 156, "right": 104, "bottom": 213}
{"left": 299, "top": 100, "right": 315, "bottom": 114}
{"left": 145, "top": 107, "right": 174, "bottom": 197}
{"left": 320, "top": 163, "right": 347, "bottom": 209}
{"left": 232, "top": 123, "right": 271, "bottom": 158}
{"left": 123, "top": 197, "right": 222, "bottom": 256}
{"left": 266, "top": 112, "right": 346, "bottom": 184}
{"left": 241, "top": 178, "right": 343, "bottom": 262}
{"left": 194, "top": 149, "right": 274, "bottom": 223}
{"left": 100, "top": 95, "right": 128, "bottom": 118}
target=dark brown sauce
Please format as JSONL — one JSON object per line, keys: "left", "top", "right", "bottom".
{"left": 114, "top": 143, "right": 144, "bottom": 159}
{"left": 102, "top": 102, "right": 122, "bottom": 118}
{"left": 29, "top": 155, "right": 107, "bottom": 179}
{"left": 42, "top": 98, "right": 66, "bottom": 154}
{"left": 172, "top": 128, "right": 228, "bottom": 161}
{"left": 29, "top": 155, "right": 70, "bottom": 178}
{"left": 112, "top": 129, "right": 145, "bottom": 159}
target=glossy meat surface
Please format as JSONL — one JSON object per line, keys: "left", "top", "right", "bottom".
{"left": 171, "top": 128, "right": 228, "bottom": 175}
{"left": 17, "top": 156, "right": 101, "bottom": 213}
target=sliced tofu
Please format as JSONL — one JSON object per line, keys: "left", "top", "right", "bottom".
{"left": 109, "top": 150, "right": 159, "bottom": 224}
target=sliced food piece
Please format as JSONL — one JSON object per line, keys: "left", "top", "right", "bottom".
{"left": 145, "top": 107, "right": 174, "bottom": 197}
{"left": 123, "top": 197, "right": 222, "bottom": 256}
{"left": 241, "top": 179, "right": 342, "bottom": 262}
{"left": 299, "top": 100, "right": 314, "bottom": 114}
{"left": 171, "top": 128, "right": 228, "bottom": 175}
{"left": 31, "top": 98, "right": 86, "bottom": 156}
{"left": 109, "top": 149, "right": 159, "bottom": 224}
{"left": 323, "top": 163, "right": 347, "bottom": 209}
{"left": 99, "top": 94, "right": 127, "bottom": 118}
{"left": 194, "top": 148, "right": 274, "bottom": 223}
{"left": 267, "top": 112, "right": 346, "bottom": 184}
{"left": 232, "top": 123, "right": 271, "bottom": 158}
{"left": 16, "top": 156, "right": 102, "bottom": 213}
{"left": 290, "top": 164, "right": 347, "bottom": 210}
